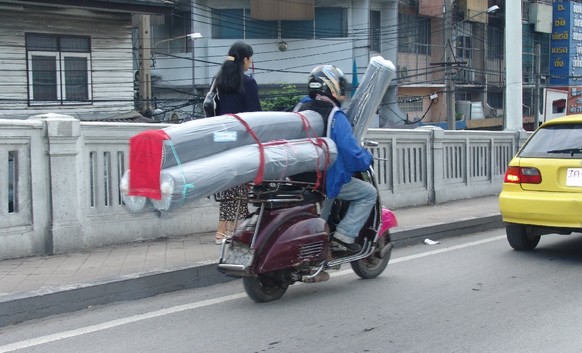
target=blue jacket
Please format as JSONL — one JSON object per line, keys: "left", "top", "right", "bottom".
{"left": 326, "top": 109, "right": 373, "bottom": 198}
{"left": 217, "top": 75, "right": 261, "bottom": 115}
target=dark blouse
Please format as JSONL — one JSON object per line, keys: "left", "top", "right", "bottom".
{"left": 217, "top": 75, "right": 262, "bottom": 115}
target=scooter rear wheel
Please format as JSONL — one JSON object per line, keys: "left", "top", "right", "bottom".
{"left": 351, "top": 236, "right": 391, "bottom": 279}
{"left": 242, "top": 275, "right": 288, "bottom": 303}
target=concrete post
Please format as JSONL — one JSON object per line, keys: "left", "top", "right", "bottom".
{"left": 44, "top": 115, "right": 84, "bottom": 254}
{"left": 430, "top": 127, "right": 445, "bottom": 204}
{"left": 504, "top": 1, "right": 523, "bottom": 131}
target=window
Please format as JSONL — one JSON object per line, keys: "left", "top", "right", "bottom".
{"left": 212, "top": 7, "right": 347, "bottom": 39}
{"left": 486, "top": 91, "right": 503, "bottom": 109}
{"left": 455, "top": 23, "right": 472, "bottom": 59}
{"left": 487, "top": 22, "right": 503, "bottom": 60}
{"left": 246, "top": 11, "right": 278, "bottom": 39}
{"left": 281, "top": 20, "right": 313, "bottom": 39}
{"left": 518, "top": 124, "right": 582, "bottom": 159}
{"left": 26, "top": 34, "right": 92, "bottom": 104}
{"left": 370, "top": 11, "right": 381, "bottom": 53}
{"left": 398, "top": 96, "right": 423, "bottom": 113}
{"left": 315, "top": 7, "right": 347, "bottom": 38}
{"left": 212, "top": 9, "right": 244, "bottom": 39}
{"left": 154, "top": 11, "right": 193, "bottom": 54}
{"left": 522, "top": 24, "right": 550, "bottom": 83}
{"left": 398, "top": 13, "right": 431, "bottom": 55}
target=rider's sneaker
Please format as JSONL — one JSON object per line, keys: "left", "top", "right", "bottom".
{"left": 333, "top": 232, "right": 362, "bottom": 252}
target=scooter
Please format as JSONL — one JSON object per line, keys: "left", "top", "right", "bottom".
{"left": 217, "top": 162, "right": 397, "bottom": 303}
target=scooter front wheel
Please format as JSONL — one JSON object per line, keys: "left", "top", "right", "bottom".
{"left": 242, "top": 275, "right": 288, "bottom": 303}
{"left": 351, "top": 236, "right": 391, "bottom": 279}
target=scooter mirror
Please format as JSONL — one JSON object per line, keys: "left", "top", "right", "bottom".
{"left": 363, "top": 140, "right": 379, "bottom": 147}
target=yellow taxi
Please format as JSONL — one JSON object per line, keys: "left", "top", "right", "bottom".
{"left": 499, "top": 115, "right": 582, "bottom": 250}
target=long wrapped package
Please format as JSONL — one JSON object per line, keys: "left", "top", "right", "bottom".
{"left": 161, "top": 110, "right": 324, "bottom": 168}
{"left": 149, "top": 137, "right": 336, "bottom": 212}
{"left": 126, "top": 110, "right": 324, "bottom": 202}
{"left": 345, "top": 56, "right": 396, "bottom": 141}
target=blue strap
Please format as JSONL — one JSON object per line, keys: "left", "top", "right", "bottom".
{"left": 166, "top": 139, "right": 194, "bottom": 206}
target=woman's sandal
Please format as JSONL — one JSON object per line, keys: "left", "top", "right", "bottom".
{"left": 215, "top": 232, "right": 226, "bottom": 245}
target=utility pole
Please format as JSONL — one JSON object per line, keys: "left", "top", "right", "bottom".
{"left": 533, "top": 44, "right": 541, "bottom": 129}
{"left": 138, "top": 14, "right": 152, "bottom": 116}
{"left": 504, "top": 0, "right": 523, "bottom": 130}
{"left": 444, "top": 0, "right": 456, "bottom": 130}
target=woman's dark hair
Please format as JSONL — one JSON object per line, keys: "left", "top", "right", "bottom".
{"left": 215, "top": 41, "right": 254, "bottom": 94}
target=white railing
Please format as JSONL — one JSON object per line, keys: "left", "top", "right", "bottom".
{"left": 0, "top": 116, "right": 528, "bottom": 260}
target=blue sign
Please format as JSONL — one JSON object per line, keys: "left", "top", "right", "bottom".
{"left": 550, "top": 1, "right": 582, "bottom": 85}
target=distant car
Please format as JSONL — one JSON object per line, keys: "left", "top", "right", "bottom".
{"left": 499, "top": 115, "right": 582, "bottom": 250}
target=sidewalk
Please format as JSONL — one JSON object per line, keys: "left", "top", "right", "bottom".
{"left": 0, "top": 196, "right": 501, "bottom": 327}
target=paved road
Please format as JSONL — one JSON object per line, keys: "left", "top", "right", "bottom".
{"left": 0, "top": 195, "right": 502, "bottom": 327}
{"left": 2, "top": 229, "right": 582, "bottom": 353}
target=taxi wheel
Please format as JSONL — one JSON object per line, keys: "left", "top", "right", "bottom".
{"left": 506, "top": 224, "right": 540, "bottom": 251}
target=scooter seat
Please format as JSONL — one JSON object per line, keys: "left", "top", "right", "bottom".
{"left": 249, "top": 182, "right": 323, "bottom": 208}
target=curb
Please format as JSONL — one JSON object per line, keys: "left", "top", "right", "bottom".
{"left": 391, "top": 214, "right": 503, "bottom": 247}
{"left": 0, "top": 215, "right": 503, "bottom": 327}
{"left": 0, "top": 262, "right": 234, "bottom": 327}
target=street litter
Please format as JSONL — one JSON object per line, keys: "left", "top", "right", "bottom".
{"left": 424, "top": 238, "right": 441, "bottom": 245}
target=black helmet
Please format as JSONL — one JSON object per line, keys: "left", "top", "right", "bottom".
{"left": 307, "top": 65, "right": 347, "bottom": 102}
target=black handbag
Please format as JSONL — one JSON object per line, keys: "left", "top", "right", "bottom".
{"left": 203, "top": 78, "right": 219, "bottom": 117}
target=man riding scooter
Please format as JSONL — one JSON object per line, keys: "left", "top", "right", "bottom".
{"left": 217, "top": 63, "right": 395, "bottom": 302}
{"left": 297, "top": 64, "right": 377, "bottom": 252}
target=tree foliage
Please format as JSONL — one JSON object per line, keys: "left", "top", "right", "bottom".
{"left": 260, "top": 84, "right": 304, "bottom": 112}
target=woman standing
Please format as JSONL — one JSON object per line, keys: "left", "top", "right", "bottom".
{"left": 214, "top": 41, "right": 261, "bottom": 244}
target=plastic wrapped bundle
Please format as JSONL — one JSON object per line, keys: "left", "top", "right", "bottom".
{"left": 345, "top": 56, "right": 396, "bottom": 141}
{"left": 120, "top": 170, "right": 150, "bottom": 213}
{"left": 161, "top": 110, "right": 324, "bottom": 168}
{"left": 151, "top": 138, "right": 337, "bottom": 211}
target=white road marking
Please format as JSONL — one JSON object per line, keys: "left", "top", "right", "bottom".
{"left": 390, "top": 235, "right": 505, "bottom": 264}
{"left": 0, "top": 293, "right": 246, "bottom": 353}
{"left": 0, "top": 235, "right": 504, "bottom": 352}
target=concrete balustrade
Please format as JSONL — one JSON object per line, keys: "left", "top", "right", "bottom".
{"left": 0, "top": 116, "right": 529, "bottom": 260}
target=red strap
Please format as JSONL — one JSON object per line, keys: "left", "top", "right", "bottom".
{"left": 294, "top": 112, "right": 333, "bottom": 191}
{"left": 294, "top": 111, "right": 319, "bottom": 139}
{"left": 228, "top": 114, "right": 266, "bottom": 184}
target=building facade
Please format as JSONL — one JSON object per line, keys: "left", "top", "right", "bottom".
{"left": 148, "top": 0, "right": 553, "bottom": 129}
{"left": 0, "top": 0, "right": 172, "bottom": 121}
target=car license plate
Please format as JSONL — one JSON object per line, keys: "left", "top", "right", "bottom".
{"left": 566, "top": 168, "right": 582, "bottom": 186}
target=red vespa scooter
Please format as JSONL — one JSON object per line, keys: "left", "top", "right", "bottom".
{"left": 217, "top": 162, "right": 397, "bottom": 303}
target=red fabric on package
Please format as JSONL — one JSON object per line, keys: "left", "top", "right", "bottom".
{"left": 128, "top": 130, "right": 170, "bottom": 200}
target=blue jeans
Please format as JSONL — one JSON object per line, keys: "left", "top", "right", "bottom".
{"left": 320, "top": 177, "right": 377, "bottom": 239}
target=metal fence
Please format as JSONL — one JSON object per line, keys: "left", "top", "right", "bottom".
{"left": 0, "top": 116, "right": 528, "bottom": 260}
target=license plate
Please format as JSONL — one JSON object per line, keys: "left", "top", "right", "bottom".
{"left": 566, "top": 168, "right": 582, "bottom": 186}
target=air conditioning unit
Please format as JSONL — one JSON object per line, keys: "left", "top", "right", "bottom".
{"left": 458, "top": 68, "right": 475, "bottom": 82}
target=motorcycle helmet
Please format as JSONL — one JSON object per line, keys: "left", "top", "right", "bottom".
{"left": 307, "top": 65, "right": 347, "bottom": 103}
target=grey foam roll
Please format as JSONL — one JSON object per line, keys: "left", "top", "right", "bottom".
{"left": 151, "top": 138, "right": 337, "bottom": 211}
{"left": 345, "top": 56, "right": 396, "bottom": 141}
{"left": 161, "top": 110, "right": 324, "bottom": 168}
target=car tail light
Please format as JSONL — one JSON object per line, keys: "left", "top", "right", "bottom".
{"left": 504, "top": 166, "right": 542, "bottom": 184}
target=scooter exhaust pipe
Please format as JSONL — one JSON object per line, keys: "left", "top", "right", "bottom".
{"left": 302, "top": 271, "right": 330, "bottom": 283}
{"left": 301, "top": 267, "right": 331, "bottom": 283}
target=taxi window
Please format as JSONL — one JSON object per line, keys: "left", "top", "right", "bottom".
{"left": 519, "top": 124, "right": 582, "bottom": 158}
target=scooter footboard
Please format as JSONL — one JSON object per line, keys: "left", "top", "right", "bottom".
{"left": 218, "top": 241, "right": 254, "bottom": 276}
